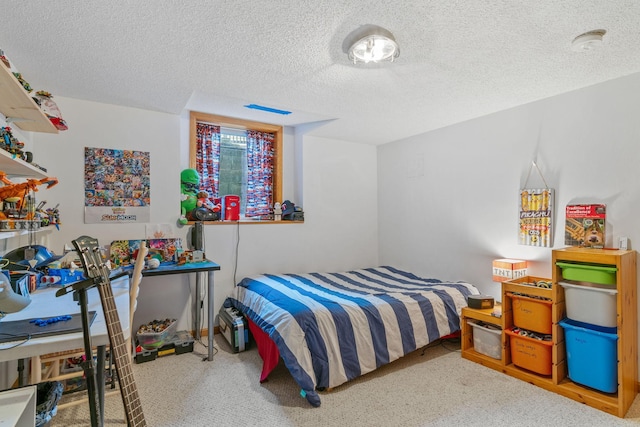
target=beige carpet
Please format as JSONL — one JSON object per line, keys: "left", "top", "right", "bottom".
{"left": 50, "top": 335, "right": 640, "bottom": 426}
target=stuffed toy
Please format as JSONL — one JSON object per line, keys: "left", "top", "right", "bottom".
{"left": 179, "top": 169, "right": 221, "bottom": 224}
{"left": 179, "top": 168, "right": 200, "bottom": 225}
{"left": 192, "top": 190, "right": 221, "bottom": 221}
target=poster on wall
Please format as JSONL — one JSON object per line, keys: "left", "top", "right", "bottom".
{"left": 519, "top": 188, "right": 554, "bottom": 247}
{"left": 565, "top": 204, "right": 606, "bottom": 248}
{"left": 84, "top": 147, "right": 150, "bottom": 224}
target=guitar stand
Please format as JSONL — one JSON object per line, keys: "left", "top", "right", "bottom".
{"left": 57, "top": 278, "right": 104, "bottom": 427}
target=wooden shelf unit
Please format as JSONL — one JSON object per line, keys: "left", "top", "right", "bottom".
{"left": 0, "top": 61, "right": 58, "bottom": 133}
{"left": 552, "top": 247, "right": 637, "bottom": 418}
{"left": 461, "top": 304, "right": 504, "bottom": 371}
{"left": 461, "top": 247, "right": 637, "bottom": 418}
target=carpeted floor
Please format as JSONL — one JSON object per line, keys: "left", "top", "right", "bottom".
{"left": 50, "top": 335, "right": 640, "bottom": 426}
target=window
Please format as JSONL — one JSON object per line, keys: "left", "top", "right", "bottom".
{"left": 189, "top": 111, "right": 282, "bottom": 219}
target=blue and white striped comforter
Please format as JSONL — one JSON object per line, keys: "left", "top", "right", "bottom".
{"left": 227, "top": 266, "right": 479, "bottom": 406}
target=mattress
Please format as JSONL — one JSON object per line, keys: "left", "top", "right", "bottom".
{"left": 225, "top": 266, "right": 479, "bottom": 406}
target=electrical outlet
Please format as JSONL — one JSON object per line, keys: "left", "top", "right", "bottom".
{"left": 619, "top": 237, "right": 629, "bottom": 250}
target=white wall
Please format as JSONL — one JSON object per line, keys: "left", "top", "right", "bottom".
{"left": 28, "top": 98, "right": 378, "bottom": 333}
{"left": 378, "top": 72, "right": 640, "bottom": 368}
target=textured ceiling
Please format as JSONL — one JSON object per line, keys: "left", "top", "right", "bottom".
{"left": 2, "top": 1, "right": 640, "bottom": 145}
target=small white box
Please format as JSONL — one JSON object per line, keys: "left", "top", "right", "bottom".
{"left": 467, "top": 320, "right": 502, "bottom": 359}
{"left": 559, "top": 281, "right": 618, "bottom": 328}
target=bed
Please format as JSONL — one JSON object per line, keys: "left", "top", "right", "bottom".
{"left": 224, "top": 266, "right": 480, "bottom": 406}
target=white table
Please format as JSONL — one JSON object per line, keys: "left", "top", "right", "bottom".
{"left": 0, "top": 275, "right": 130, "bottom": 426}
{"left": 0, "top": 274, "right": 130, "bottom": 363}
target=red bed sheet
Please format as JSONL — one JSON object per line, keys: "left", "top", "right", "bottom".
{"left": 247, "top": 318, "right": 280, "bottom": 382}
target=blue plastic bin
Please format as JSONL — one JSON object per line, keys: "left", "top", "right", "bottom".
{"left": 559, "top": 318, "right": 618, "bottom": 393}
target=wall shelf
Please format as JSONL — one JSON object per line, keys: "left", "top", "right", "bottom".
{"left": 0, "top": 148, "right": 49, "bottom": 179}
{"left": 0, "top": 62, "right": 58, "bottom": 134}
{"left": 0, "top": 227, "right": 53, "bottom": 241}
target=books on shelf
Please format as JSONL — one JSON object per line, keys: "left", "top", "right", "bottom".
{"left": 565, "top": 204, "right": 606, "bottom": 248}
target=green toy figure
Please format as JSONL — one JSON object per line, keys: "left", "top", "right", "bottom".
{"left": 179, "top": 168, "right": 200, "bottom": 225}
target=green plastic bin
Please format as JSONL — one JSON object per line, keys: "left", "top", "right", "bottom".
{"left": 556, "top": 262, "right": 617, "bottom": 285}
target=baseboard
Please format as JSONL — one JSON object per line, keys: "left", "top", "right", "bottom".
{"left": 190, "top": 326, "right": 219, "bottom": 337}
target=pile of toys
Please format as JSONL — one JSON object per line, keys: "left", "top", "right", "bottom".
{"left": 1, "top": 47, "right": 68, "bottom": 131}
{"left": 0, "top": 170, "right": 60, "bottom": 229}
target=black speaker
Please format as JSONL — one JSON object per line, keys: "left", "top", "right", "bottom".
{"left": 191, "top": 222, "right": 204, "bottom": 250}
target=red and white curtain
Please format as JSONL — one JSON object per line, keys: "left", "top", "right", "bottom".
{"left": 245, "top": 130, "right": 274, "bottom": 217}
{"left": 195, "top": 122, "right": 220, "bottom": 197}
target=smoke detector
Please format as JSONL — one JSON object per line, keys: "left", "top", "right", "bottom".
{"left": 571, "top": 29, "right": 606, "bottom": 52}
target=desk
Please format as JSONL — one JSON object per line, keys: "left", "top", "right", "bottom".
{"left": 0, "top": 275, "right": 130, "bottom": 424}
{"left": 140, "top": 260, "right": 220, "bottom": 361}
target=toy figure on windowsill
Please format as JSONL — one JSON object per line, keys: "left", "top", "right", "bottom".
{"left": 179, "top": 168, "right": 200, "bottom": 225}
{"left": 195, "top": 190, "right": 221, "bottom": 220}
{"left": 273, "top": 202, "right": 282, "bottom": 221}
{"left": 179, "top": 169, "right": 220, "bottom": 225}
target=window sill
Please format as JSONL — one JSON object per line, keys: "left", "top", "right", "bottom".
{"left": 186, "top": 219, "right": 304, "bottom": 225}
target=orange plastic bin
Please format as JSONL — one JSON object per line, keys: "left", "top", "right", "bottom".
{"left": 505, "top": 328, "right": 553, "bottom": 375}
{"left": 507, "top": 292, "right": 553, "bottom": 335}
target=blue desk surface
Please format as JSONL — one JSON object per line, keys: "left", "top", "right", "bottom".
{"left": 138, "top": 259, "right": 220, "bottom": 277}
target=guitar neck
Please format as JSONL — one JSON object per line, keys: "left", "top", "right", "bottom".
{"left": 73, "top": 236, "right": 147, "bottom": 427}
{"left": 98, "top": 277, "right": 146, "bottom": 426}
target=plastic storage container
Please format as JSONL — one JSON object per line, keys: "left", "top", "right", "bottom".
{"left": 558, "top": 281, "right": 618, "bottom": 328}
{"left": 467, "top": 321, "right": 502, "bottom": 360}
{"left": 507, "top": 292, "right": 553, "bottom": 334}
{"left": 559, "top": 318, "right": 619, "bottom": 393}
{"left": 136, "top": 319, "right": 177, "bottom": 350}
{"left": 505, "top": 328, "right": 553, "bottom": 375}
{"left": 556, "top": 262, "right": 617, "bottom": 286}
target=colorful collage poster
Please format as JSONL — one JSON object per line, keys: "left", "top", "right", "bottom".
{"left": 565, "top": 204, "right": 606, "bottom": 248}
{"left": 519, "top": 188, "right": 554, "bottom": 247}
{"left": 84, "top": 147, "right": 150, "bottom": 223}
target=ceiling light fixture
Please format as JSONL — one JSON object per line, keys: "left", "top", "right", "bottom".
{"left": 571, "top": 29, "right": 606, "bottom": 52}
{"left": 346, "top": 25, "right": 399, "bottom": 64}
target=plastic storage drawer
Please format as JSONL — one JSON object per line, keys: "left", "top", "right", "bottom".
{"left": 467, "top": 321, "right": 501, "bottom": 360}
{"left": 556, "top": 262, "right": 617, "bottom": 286}
{"left": 558, "top": 281, "right": 617, "bottom": 328}
{"left": 505, "top": 328, "right": 553, "bottom": 375}
{"left": 507, "top": 292, "right": 552, "bottom": 334}
{"left": 559, "top": 318, "right": 618, "bottom": 393}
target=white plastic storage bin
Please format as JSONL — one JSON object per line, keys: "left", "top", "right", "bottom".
{"left": 558, "top": 281, "right": 618, "bottom": 328}
{"left": 467, "top": 320, "right": 502, "bottom": 359}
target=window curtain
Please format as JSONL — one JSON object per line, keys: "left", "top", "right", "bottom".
{"left": 195, "top": 122, "right": 221, "bottom": 198}
{"left": 245, "top": 130, "right": 274, "bottom": 217}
